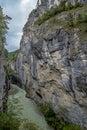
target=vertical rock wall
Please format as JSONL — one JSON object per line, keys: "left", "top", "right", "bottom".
{"left": 15, "top": 0, "right": 87, "bottom": 127}
{"left": 0, "top": 7, "right": 8, "bottom": 111}
{"left": 0, "top": 38, "right": 7, "bottom": 111}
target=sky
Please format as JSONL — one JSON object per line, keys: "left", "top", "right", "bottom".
{"left": 0, "top": 0, "right": 37, "bottom": 52}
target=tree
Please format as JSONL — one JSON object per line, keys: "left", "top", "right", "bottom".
{"left": 0, "top": 7, "right": 11, "bottom": 45}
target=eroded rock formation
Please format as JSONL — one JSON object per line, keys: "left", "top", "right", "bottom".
{"left": 15, "top": 0, "right": 87, "bottom": 127}
{"left": 0, "top": 7, "right": 8, "bottom": 111}
{"left": 0, "top": 38, "right": 8, "bottom": 111}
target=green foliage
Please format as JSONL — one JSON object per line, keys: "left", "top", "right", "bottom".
{"left": 22, "top": 120, "right": 41, "bottom": 130}
{"left": 35, "top": 2, "right": 83, "bottom": 26}
{"left": 76, "top": 14, "right": 83, "bottom": 23}
{"left": 8, "top": 51, "right": 15, "bottom": 60}
{"left": 0, "top": 7, "right": 10, "bottom": 45}
{"left": 58, "top": 1, "right": 66, "bottom": 12}
{"left": 66, "top": 13, "right": 74, "bottom": 27}
{"left": 1, "top": 93, "right": 44, "bottom": 130}
{"left": 74, "top": 0, "right": 83, "bottom": 8}
{"left": 83, "top": 14, "right": 87, "bottom": 23}
{"left": 38, "top": 103, "right": 65, "bottom": 129}
{"left": 0, "top": 8, "right": 5, "bottom": 34}
{"left": 4, "top": 48, "right": 8, "bottom": 58}
{"left": 35, "top": 6, "right": 59, "bottom": 26}
{"left": 8, "top": 49, "right": 19, "bottom": 61}
{"left": 0, "top": 112, "right": 20, "bottom": 130}
{"left": 38, "top": 103, "right": 84, "bottom": 130}
{"left": 63, "top": 124, "right": 81, "bottom": 130}
{"left": 76, "top": 13, "right": 87, "bottom": 24}
{"left": 65, "top": 2, "right": 73, "bottom": 10}
{"left": 7, "top": 67, "right": 16, "bottom": 77}
{"left": 0, "top": 97, "right": 41, "bottom": 130}
{"left": 20, "top": 119, "right": 44, "bottom": 130}
{"left": 0, "top": 98, "right": 21, "bottom": 130}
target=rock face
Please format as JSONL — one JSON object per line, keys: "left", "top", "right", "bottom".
{"left": 0, "top": 8, "right": 8, "bottom": 111}
{"left": 0, "top": 38, "right": 7, "bottom": 111}
{"left": 15, "top": 0, "right": 87, "bottom": 127}
{"left": 37, "top": 0, "right": 87, "bottom": 7}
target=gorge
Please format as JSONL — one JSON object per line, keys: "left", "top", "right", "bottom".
{"left": 1, "top": 0, "right": 87, "bottom": 130}
{"left": 15, "top": 0, "right": 87, "bottom": 128}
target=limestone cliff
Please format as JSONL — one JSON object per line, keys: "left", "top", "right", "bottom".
{"left": 0, "top": 7, "right": 8, "bottom": 111}
{"left": 15, "top": 0, "right": 87, "bottom": 127}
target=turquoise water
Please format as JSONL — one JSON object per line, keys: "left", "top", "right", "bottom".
{"left": 8, "top": 84, "right": 50, "bottom": 130}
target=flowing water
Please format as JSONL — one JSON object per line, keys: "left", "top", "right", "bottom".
{"left": 8, "top": 84, "right": 50, "bottom": 130}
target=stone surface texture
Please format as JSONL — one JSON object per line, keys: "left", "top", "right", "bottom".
{"left": 15, "top": 0, "right": 87, "bottom": 127}
{"left": 0, "top": 7, "right": 8, "bottom": 111}
{"left": 0, "top": 37, "right": 7, "bottom": 111}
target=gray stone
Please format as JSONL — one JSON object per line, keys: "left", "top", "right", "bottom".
{"left": 15, "top": 0, "right": 87, "bottom": 128}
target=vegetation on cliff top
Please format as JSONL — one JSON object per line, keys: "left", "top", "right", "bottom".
{"left": 35, "top": 1, "right": 83, "bottom": 26}
{"left": 34, "top": 3, "right": 87, "bottom": 43}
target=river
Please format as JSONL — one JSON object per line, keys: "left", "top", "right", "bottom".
{"left": 8, "top": 84, "right": 51, "bottom": 130}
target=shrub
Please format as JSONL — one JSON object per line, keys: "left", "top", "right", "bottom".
{"left": 7, "top": 68, "right": 16, "bottom": 77}
{"left": 83, "top": 14, "right": 87, "bottom": 23}
{"left": 38, "top": 103, "right": 65, "bottom": 130}
{"left": 35, "top": 1, "right": 83, "bottom": 26}
{"left": 63, "top": 124, "right": 81, "bottom": 130}
{"left": 23, "top": 120, "right": 40, "bottom": 130}
{"left": 0, "top": 97, "right": 44, "bottom": 130}
{"left": 8, "top": 49, "right": 19, "bottom": 61}
{"left": 65, "top": 2, "right": 73, "bottom": 10}
{"left": 66, "top": 13, "right": 74, "bottom": 27}
{"left": 0, "top": 111, "right": 20, "bottom": 130}
{"left": 76, "top": 14, "right": 83, "bottom": 23}
{"left": 35, "top": 6, "right": 59, "bottom": 25}
{"left": 74, "top": 0, "right": 82, "bottom": 8}
{"left": 58, "top": 1, "right": 66, "bottom": 12}
{"left": 0, "top": 99, "right": 21, "bottom": 130}
{"left": 76, "top": 14, "right": 87, "bottom": 24}
{"left": 37, "top": 103, "right": 84, "bottom": 130}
